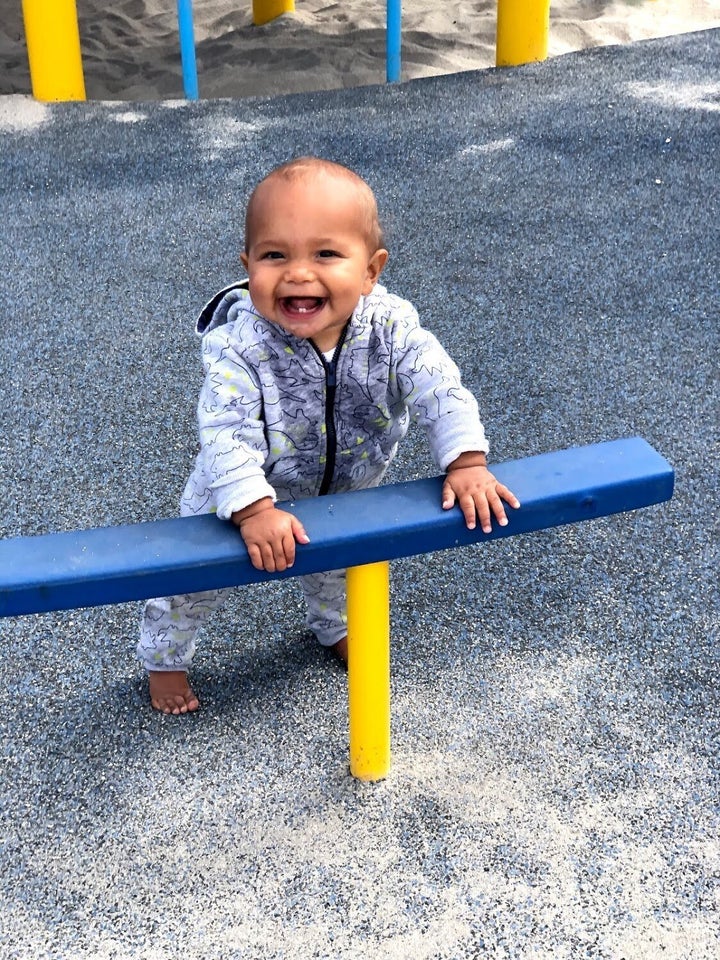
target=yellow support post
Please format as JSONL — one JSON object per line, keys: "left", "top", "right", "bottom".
{"left": 252, "top": 0, "right": 295, "bottom": 27}
{"left": 496, "top": 0, "right": 550, "bottom": 67}
{"left": 22, "top": 0, "right": 86, "bottom": 102}
{"left": 346, "top": 561, "right": 391, "bottom": 781}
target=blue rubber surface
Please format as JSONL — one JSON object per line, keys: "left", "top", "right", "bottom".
{"left": 0, "top": 30, "right": 717, "bottom": 960}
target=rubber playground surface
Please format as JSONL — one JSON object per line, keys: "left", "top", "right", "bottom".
{"left": 0, "top": 30, "right": 718, "bottom": 959}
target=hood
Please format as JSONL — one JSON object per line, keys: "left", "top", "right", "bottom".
{"left": 195, "top": 279, "right": 251, "bottom": 337}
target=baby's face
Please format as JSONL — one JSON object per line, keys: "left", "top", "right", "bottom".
{"left": 241, "top": 175, "right": 387, "bottom": 353}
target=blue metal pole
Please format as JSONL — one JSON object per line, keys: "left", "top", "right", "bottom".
{"left": 386, "top": 0, "right": 401, "bottom": 83}
{"left": 177, "top": 0, "right": 199, "bottom": 100}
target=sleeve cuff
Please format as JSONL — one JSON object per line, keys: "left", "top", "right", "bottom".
{"left": 214, "top": 476, "right": 277, "bottom": 520}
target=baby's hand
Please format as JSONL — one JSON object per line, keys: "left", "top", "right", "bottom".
{"left": 232, "top": 498, "right": 310, "bottom": 572}
{"left": 442, "top": 456, "right": 520, "bottom": 534}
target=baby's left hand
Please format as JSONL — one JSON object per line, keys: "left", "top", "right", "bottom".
{"left": 442, "top": 461, "right": 520, "bottom": 533}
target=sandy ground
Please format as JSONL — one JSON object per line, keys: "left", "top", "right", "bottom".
{"left": 0, "top": 0, "right": 719, "bottom": 100}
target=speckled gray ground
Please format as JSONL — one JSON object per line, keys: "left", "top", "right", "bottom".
{"left": 1, "top": 30, "right": 718, "bottom": 960}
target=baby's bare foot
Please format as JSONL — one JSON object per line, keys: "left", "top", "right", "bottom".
{"left": 149, "top": 671, "right": 199, "bottom": 715}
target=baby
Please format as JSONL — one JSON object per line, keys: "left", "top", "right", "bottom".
{"left": 139, "top": 156, "right": 519, "bottom": 714}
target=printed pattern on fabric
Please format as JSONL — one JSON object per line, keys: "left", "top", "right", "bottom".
{"left": 140, "top": 590, "right": 229, "bottom": 671}
{"left": 138, "top": 282, "right": 489, "bottom": 670}
{"left": 137, "top": 571, "right": 347, "bottom": 672}
{"left": 183, "top": 282, "right": 488, "bottom": 519}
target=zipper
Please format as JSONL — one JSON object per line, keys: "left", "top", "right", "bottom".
{"left": 315, "top": 324, "right": 349, "bottom": 496}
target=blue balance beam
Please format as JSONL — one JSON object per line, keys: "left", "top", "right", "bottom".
{"left": 0, "top": 437, "right": 673, "bottom": 619}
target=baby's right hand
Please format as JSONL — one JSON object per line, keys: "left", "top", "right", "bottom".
{"left": 232, "top": 499, "right": 310, "bottom": 573}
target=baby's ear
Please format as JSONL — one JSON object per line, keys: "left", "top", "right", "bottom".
{"left": 240, "top": 251, "right": 249, "bottom": 272}
{"left": 363, "top": 248, "right": 389, "bottom": 292}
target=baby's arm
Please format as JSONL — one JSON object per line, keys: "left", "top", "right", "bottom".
{"left": 442, "top": 451, "right": 521, "bottom": 533}
{"left": 232, "top": 498, "right": 310, "bottom": 573}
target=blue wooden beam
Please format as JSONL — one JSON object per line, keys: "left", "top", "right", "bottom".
{"left": 0, "top": 438, "right": 673, "bottom": 618}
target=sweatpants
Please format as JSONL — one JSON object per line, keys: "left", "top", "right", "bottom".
{"left": 137, "top": 568, "right": 347, "bottom": 671}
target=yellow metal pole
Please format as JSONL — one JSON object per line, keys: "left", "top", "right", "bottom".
{"left": 496, "top": 0, "right": 550, "bottom": 67}
{"left": 22, "top": 0, "right": 86, "bottom": 101}
{"left": 252, "top": 0, "right": 295, "bottom": 27}
{"left": 346, "top": 561, "right": 391, "bottom": 781}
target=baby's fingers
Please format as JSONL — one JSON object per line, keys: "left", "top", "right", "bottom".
{"left": 290, "top": 515, "right": 311, "bottom": 545}
{"left": 246, "top": 543, "right": 265, "bottom": 571}
{"left": 245, "top": 533, "right": 292, "bottom": 572}
{"left": 270, "top": 518, "right": 310, "bottom": 572}
{"left": 277, "top": 530, "right": 297, "bottom": 571}
{"left": 441, "top": 479, "right": 457, "bottom": 511}
{"left": 260, "top": 538, "right": 283, "bottom": 573}
{"left": 485, "top": 483, "right": 521, "bottom": 531}
{"left": 443, "top": 480, "right": 493, "bottom": 532}
{"left": 497, "top": 483, "right": 521, "bottom": 511}
{"left": 470, "top": 493, "right": 493, "bottom": 533}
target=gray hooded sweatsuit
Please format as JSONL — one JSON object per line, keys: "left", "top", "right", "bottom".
{"left": 138, "top": 281, "right": 489, "bottom": 671}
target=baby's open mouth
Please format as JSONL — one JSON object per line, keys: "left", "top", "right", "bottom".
{"left": 280, "top": 297, "right": 326, "bottom": 315}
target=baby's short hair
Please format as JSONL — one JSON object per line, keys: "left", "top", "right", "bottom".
{"left": 244, "top": 157, "right": 384, "bottom": 252}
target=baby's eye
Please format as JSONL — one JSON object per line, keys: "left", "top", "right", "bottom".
{"left": 318, "top": 249, "right": 341, "bottom": 259}
{"left": 260, "top": 251, "right": 284, "bottom": 260}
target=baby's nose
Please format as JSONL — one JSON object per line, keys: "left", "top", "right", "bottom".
{"left": 284, "top": 259, "right": 315, "bottom": 282}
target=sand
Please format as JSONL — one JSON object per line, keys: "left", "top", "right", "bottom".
{"left": 1, "top": 0, "right": 719, "bottom": 101}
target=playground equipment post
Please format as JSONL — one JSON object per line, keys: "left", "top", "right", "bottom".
{"left": 22, "top": 0, "right": 85, "bottom": 101}
{"left": 21, "top": 1, "right": 551, "bottom": 103}
{"left": 496, "top": 0, "right": 550, "bottom": 67}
